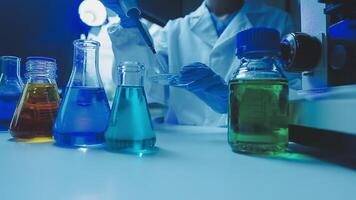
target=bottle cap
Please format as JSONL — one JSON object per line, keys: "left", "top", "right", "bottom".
{"left": 236, "top": 28, "right": 281, "bottom": 59}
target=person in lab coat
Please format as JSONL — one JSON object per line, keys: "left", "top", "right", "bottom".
{"left": 105, "top": 0, "right": 295, "bottom": 126}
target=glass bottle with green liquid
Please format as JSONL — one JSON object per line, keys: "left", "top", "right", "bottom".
{"left": 105, "top": 61, "right": 156, "bottom": 154}
{"left": 228, "top": 28, "right": 289, "bottom": 155}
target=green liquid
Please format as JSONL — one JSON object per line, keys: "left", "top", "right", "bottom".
{"left": 228, "top": 79, "right": 289, "bottom": 154}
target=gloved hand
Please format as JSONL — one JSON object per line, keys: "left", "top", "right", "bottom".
{"left": 172, "top": 63, "right": 228, "bottom": 114}
{"left": 108, "top": 23, "right": 149, "bottom": 86}
{"left": 108, "top": 22, "right": 164, "bottom": 76}
{"left": 108, "top": 23, "right": 167, "bottom": 104}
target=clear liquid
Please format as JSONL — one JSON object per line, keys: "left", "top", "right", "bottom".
{"left": 0, "top": 93, "right": 21, "bottom": 131}
{"left": 105, "top": 86, "right": 155, "bottom": 153}
{"left": 10, "top": 83, "right": 60, "bottom": 139}
{"left": 53, "top": 87, "right": 110, "bottom": 147}
{"left": 228, "top": 79, "right": 289, "bottom": 154}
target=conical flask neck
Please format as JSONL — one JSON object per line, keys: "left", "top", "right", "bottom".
{"left": 70, "top": 39, "right": 103, "bottom": 87}
{"left": 24, "top": 57, "right": 57, "bottom": 84}
{"left": 118, "top": 62, "right": 145, "bottom": 87}
{"left": 1, "top": 56, "right": 21, "bottom": 79}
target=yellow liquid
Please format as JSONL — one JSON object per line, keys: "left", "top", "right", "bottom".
{"left": 10, "top": 83, "right": 60, "bottom": 141}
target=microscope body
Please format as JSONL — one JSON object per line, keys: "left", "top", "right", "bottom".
{"left": 282, "top": 0, "right": 356, "bottom": 152}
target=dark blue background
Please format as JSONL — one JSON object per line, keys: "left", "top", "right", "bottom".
{"left": 0, "top": 0, "right": 89, "bottom": 87}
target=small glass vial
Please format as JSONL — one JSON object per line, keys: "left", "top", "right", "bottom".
{"left": 10, "top": 57, "right": 60, "bottom": 141}
{"left": 105, "top": 62, "right": 156, "bottom": 154}
{"left": 0, "top": 56, "right": 23, "bottom": 131}
{"left": 53, "top": 39, "right": 110, "bottom": 147}
{"left": 228, "top": 28, "right": 289, "bottom": 155}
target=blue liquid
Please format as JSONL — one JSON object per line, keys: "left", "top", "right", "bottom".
{"left": 105, "top": 86, "right": 155, "bottom": 153}
{"left": 53, "top": 87, "right": 110, "bottom": 147}
{"left": 0, "top": 93, "right": 21, "bottom": 131}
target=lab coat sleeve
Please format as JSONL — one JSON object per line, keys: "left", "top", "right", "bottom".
{"left": 107, "top": 23, "right": 167, "bottom": 104}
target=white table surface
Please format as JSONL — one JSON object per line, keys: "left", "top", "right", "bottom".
{"left": 0, "top": 125, "right": 355, "bottom": 200}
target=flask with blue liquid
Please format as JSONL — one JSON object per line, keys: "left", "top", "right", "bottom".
{"left": 105, "top": 61, "right": 156, "bottom": 153}
{"left": 53, "top": 39, "right": 110, "bottom": 147}
{"left": 0, "top": 56, "right": 23, "bottom": 131}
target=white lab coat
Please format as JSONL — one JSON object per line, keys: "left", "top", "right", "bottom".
{"left": 109, "top": 1, "right": 295, "bottom": 126}
{"left": 152, "top": 1, "right": 295, "bottom": 126}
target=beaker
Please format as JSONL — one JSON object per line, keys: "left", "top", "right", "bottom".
{"left": 0, "top": 56, "right": 23, "bottom": 131}
{"left": 53, "top": 39, "right": 110, "bottom": 147}
{"left": 105, "top": 61, "right": 156, "bottom": 153}
{"left": 10, "top": 57, "right": 60, "bottom": 140}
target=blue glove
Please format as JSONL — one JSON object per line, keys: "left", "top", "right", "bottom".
{"left": 172, "top": 63, "right": 228, "bottom": 114}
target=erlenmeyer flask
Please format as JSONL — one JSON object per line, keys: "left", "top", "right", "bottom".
{"left": 0, "top": 56, "right": 23, "bottom": 131}
{"left": 105, "top": 61, "right": 156, "bottom": 153}
{"left": 10, "top": 57, "right": 60, "bottom": 140}
{"left": 53, "top": 39, "right": 110, "bottom": 147}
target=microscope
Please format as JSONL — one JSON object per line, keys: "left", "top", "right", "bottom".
{"left": 281, "top": 0, "right": 356, "bottom": 153}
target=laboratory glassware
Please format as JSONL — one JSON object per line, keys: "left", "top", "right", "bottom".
{"left": 228, "top": 28, "right": 289, "bottom": 155}
{"left": 10, "top": 57, "right": 60, "bottom": 140}
{"left": 149, "top": 73, "right": 189, "bottom": 86}
{"left": 53, "top": 39, "right": 110, "bottom": 147}
{"left": 0, "top": 56, "right": 23, "bottom": 131}
{"left": 148, "top": 58, "right": 192, "bottom": 87}
{"left": 105, "top": 61, "right": 156, "bottom": 153}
